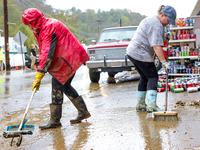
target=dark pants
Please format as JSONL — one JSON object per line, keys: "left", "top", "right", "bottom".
{"left": 128, "top": 55, "right": 158, "bottom": 91}
{"left": 52, "top": 74, "right": 79, "bottom": 105}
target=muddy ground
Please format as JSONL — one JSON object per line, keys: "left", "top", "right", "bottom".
{"left": 0, "top": 66, "right": 200, "bottom": 150}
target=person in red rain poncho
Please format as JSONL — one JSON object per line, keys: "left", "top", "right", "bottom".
{"left": 22, "top": 8, "right": 91, "bottom": 129}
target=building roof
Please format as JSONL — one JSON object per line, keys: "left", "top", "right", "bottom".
{"left": 191, "top": 0, "right": 200, "bottom": 16}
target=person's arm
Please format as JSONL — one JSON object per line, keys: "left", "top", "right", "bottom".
{"left": 30, "top": 50, "right": 33, "bottom": 58}
{"left": 32, "top": 29, "right": 57, "bottom": 92}
{"left": 153, "top": 45, "right": 170, "bottom": 70}
{"left": 153, "top": 45, "right": 165, "bottom": 61}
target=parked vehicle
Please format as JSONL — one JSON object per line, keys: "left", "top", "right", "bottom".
{"left": 86, "top": 26, "right": 137, "bottom": 83}
{"left": 3, "top": 52, "right": 27, "bottom": 70}
{"left": 86, "top": 26, "right": 167, "bottom": 83}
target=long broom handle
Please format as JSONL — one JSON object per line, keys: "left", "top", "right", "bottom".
{"left": 165, "top": 36, "right": 170, "bottom": 112}
{"left": 165, "top": 69, "right": 168, "bottom": 111}
{"left": 18, "top": 88, "right": 37, "bottom": 130}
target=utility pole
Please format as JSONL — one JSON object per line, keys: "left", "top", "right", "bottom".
{"left": 120, "top": 19, "right": 122, "bottom": 27}
{"left": 95, "top": 19, "right": 103, "bottom": 37}
{"left": 3, "top": 0, "right": 10, "bottom": 70}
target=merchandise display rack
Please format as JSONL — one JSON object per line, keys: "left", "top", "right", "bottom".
{"left": 168, "top": 56, "right": 198, "bottom": 60}
{"left": 168, "top": 25, "right": 198, "bottom": 76}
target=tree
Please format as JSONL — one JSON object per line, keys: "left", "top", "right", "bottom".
{"left": 0, "top": 0, "right": 146, "bottom": 48}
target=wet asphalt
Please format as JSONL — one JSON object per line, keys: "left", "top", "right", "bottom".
{"left": 0, "top": 66, "right": 200, "bottom": 150}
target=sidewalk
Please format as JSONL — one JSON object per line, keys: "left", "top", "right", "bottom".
{"left": 0, "top": 68, "right": 37, "bottom": 78}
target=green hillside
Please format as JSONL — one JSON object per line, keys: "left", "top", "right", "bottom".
{"left": 0, "top": 0, "right": 146, "bottom": 53}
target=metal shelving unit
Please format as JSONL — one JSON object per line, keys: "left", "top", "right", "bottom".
{"left": 169, "top": 39, "right": 196, "bottom": 44}
{"left": 168, "top": 56, "right": 198, "bottom": 60}
{"left": 170, "top": 26, "right": 194, "bottom": 30}
{"left": 168, "top": 73, "right": 199, "bottom": 76}
{"left": 168, "top": 26, "right": 198, "bottom": 76}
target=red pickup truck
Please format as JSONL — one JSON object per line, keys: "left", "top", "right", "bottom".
{"left": 86, "top": 26, "right": 166, "bottom": 83}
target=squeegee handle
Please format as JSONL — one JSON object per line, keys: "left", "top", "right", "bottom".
{"left": 18, "top": 88, "right": 37, "bottom": 130}
{"left": 165, "top": 69, "right": 168, "bottom": 111}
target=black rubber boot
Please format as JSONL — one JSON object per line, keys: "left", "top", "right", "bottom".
{"left": 39, "top": 104, "right": 62, "bottom": 130}
{"left": 70, "top": 96, "right": 91, "bottom": 124}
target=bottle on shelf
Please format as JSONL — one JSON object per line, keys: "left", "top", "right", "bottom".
{"left": 170, "top": 61, "right": 174, "bottom": 73}
{"left": 185, "top": 17, "right": 189, "bottom": 27}
{"left": 176, "top": 47, "right": 180, "bottom": 57}
{"left": 182, "top": 18, "right": 185, "bottom": 27}
{"left": 177, "top": 63, "right": 180, "bottom": 73}
{"left": 176, "top": 18, "right": 180, "bottom": 27}
{"left": 180, "top": 64, "right": 183, "bottom": 73}
{"left": 182, "top": 64, "right": 186, "bottom": 73}
{"left": 194, "top": 49, "right": 198, "bottom": 56}
{"left": 186, "top": 46, "right": 190, "bottom": 56}
{"left": 172, "top": 47, "right": 176, "bottom": 57}
{"left": 179, "top": 34, "right": 183, "bottom": 40}
{"left": 180, "top": 18, "right": 183, "bottom": 27}
{"left": 195, "top": 61, "right": 198, "bottom": 68}
{"left": 189, "top": 17, "right": 193, "bottom": 27}
{"left": 181, "top": 46, "right": 185, "bottom": 56}
{"left": 174, "top": 62, "right": 177, "bottom": 73}
{"left": 170, "top": 32, "right": 174, "bottom": 40}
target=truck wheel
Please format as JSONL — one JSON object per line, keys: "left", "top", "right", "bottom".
{"left": 108, "top": 72, "right": 116, "bottom": 77}
{"left": 89, "top": 69, "right": 100, "bottom": 83}
{"left": 154, "top": 55, "right": 162, "bottom": 71}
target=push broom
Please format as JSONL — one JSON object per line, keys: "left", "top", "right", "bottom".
{"left": 153, "top": 45, "right": 178, "bottom": 121}
{"left": 3, "top": 88, "right": 36, "bottom": 147}
{"left": 153, "top": 68, "right": 178, "bottom": 121}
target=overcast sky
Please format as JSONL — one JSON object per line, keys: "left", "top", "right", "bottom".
{"left": 46, "top": 0, "right": 198, "bottom": 18}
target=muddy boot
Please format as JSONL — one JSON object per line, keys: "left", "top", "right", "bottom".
{"left": 146, "top": 90, "right": 164, "bottom": 113}
{"left": 39, "top": 104, "right": 62, "bottom": 130}
{"left": 136, "top": 91, "right": 147, "bottom": 112}
{"left": 70, "top": 96, "right": 91, "bottom": 124}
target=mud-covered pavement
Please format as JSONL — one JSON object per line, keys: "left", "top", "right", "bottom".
{"left": 1, "top": 66, "right": 200, "bottom": 150}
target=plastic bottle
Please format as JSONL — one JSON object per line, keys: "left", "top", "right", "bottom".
{"left": 174, "top": 62, "right": 177, "bottom": 73}
{"left": 185, "top": 17, "right": 189, "bottom": 27}
{"left": 186, "top": 46, "right": 190, "bottom": 56}
{"left": 187, "top": 87, "right": 198, "bottom": 93}
{"left": 177, "top": 64, "right": 180, "bottom": 73}
{"left": 176, "top": 18, "right": 180, "bottom": 27}
{"left": 157, "top": 88, "right": 165, "bottom": 92}
{"left": 176, "top": 48, "right": 180, "bottom": 57}
{"left": 174, "top": 88, "right": 184, "bottom": 93}
{"left": 195, "top": 61, "right": 198, "bottom": 68}
{"left": 172, "top": 48, "right": 175, "bottom": 57}
{"left": 157, "top": 83, "right": 163, "bottom": 88}
{"left": 170, "top": 32, "right": 174, "bottom": 40}
{"left": 182, "top": 18, "right": 186, "bottom": 27}
{"left": 170, "top": 62, "right": 174, "bottom": 73}
{"left": 180, "top": 64, "right": 183, "bottom": 73}
{"left": 194, "top": 76, "right": 198, "bottom": 84}
{"left": 189, "top": 17, "right": 193, "bottom": 26}
{"left": 180, "top": 18, "right": 183, "bottom": 27}
{"left": 179, "top": 34, "right": 183, "bottom": 40}
{"left": 181, "top": 46, "right": 185, "bottom": 56}
{"left": 182, "top": 64, "right": 186, "bottom": 73}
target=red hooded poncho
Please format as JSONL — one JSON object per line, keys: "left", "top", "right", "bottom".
{"left": 22, "top": 8, "right": 89, "bottom": 84}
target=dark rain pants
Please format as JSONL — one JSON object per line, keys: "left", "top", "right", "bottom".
{"left": 127, "top": 55, "right": 158, "bottom": 91}
{"left": 52, "top": 74, "right": 79, "bottom": 105}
